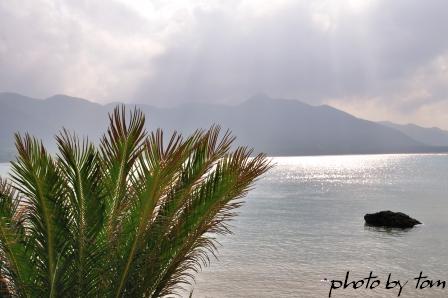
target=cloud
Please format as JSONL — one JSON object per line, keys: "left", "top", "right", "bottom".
{"left": 327, "top": 50, "right": 448, "bottom": 129}
{"left": 0, "top": 0, "right": 163, "bottom": 102}
{"left": 1, "top": 0, "right": 448, "bottom": 127}
{"left": 134, "top": 0, "right": 448, "bottom": 108}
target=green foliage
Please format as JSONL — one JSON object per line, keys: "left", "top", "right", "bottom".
{"left": 0, "top": 106, "right": 271, "bottom": 297}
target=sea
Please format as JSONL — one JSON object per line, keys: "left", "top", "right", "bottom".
{"left": 1, "top": 154, "right": 448, "bottom": 297}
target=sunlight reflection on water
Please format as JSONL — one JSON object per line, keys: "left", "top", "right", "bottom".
{"left": 193, "top": 154, "right": 448, "bottom": 297}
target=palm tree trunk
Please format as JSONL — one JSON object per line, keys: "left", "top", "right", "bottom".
{"left": 0, "top": 276, "right": 12, "bottom": 298}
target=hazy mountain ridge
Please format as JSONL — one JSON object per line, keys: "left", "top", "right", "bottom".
{"left": 0, "top": 92, "right": 447, "bottom": 162}
{"left": 379, "top": 121, "right": 448, "bottom": 147}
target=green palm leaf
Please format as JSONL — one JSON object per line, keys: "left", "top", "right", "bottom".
{"left": 0, "top": 106, "right": 272, "bottom": 297}
{"left": 56, "top": 129, "right": 106, "bottom": 296}
{"left": 11, "top": 134, "right": 72, "bottom": 297}
{"left": 0, "top": 177, "right": 32, "bottom": 297}
{"left": 100, "top": 106, "right": 146, "bottom": 241}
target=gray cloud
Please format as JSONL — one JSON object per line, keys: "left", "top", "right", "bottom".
{"left": 138, "top": 0, "right": 448, "bottom": 104}
{"left": 1, "top": 0, "right": 448, "bottom": 127}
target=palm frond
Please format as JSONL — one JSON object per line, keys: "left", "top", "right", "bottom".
{"left": 112, "top": 128, "right": 200, "bottom": 297}
{"left": 100, "top": 106, "right": 146, "bottom": 241}
{"left": 10, "top": 133, "right": 72, "bottom": 297}
{"left": 150, "top": 148, "right": 271, "bottom": 297}
{"left": 1, "top": 106, "right": 272, "bottom": 298}
{"left": 0, "top": 177, "right": 32, "bottom": 297}
{"left": 56, "top": 129, "right": 106, "bottom": 297}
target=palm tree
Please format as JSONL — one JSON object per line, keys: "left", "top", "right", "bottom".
{"left": 0, "top": 106, "right": 271, "bottom": 297}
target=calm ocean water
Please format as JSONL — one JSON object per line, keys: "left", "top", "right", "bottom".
{"left": 1, "top": 154, "right": 448, "bottom": 297}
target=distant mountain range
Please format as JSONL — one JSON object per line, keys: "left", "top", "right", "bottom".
{"left": 379, "top": 121, "right": 448, "bottom": 147}
{"left": 1, "top": 92, "right": 447, "bottom": 162}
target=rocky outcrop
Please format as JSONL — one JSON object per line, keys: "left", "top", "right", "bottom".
{"left": 364, "top": 211, "right": 421, "bottom": 229}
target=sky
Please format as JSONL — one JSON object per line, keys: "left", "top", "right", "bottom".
{"left": 1, "top": 0, "right": 448, "bottom": 128}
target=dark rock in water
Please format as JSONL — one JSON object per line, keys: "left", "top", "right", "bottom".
{"left": 364, "top": 210, "right": 421, "bottom": 229}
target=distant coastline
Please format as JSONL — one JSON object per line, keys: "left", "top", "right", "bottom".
{"left": 2, "top": 92, "right": 448, "bottom": 162}
{"left": 1, "top": 151, "right": 448, "bottom": 164}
